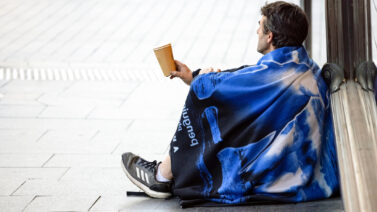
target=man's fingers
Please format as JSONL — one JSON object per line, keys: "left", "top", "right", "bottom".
{"left": 175, "top": 59, "right": 189, "bottom": 71}
{"left": 206, "top": 67, "right": 214, "bottom": 72}
{"left": 171, "top": 71, "right": 182, "bottom": 78}
{"left": 174, "top": 60, "right": 184, "bottom": 67}
{"left": 200, "top": 67, "right": 222, "bottom": 75}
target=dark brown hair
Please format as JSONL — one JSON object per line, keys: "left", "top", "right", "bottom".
{"left": 261, "top": 1, "right": 308, "bottom": 48}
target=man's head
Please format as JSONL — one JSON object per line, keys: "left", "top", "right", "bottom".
{"left": 257, "top": 1, "right": 309, "bottom": 55}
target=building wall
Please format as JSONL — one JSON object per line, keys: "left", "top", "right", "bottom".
{"left": 372, "top": 0, "right": 377, "bottom": 63}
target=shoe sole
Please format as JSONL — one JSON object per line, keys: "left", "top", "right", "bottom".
{"left": 121, "top": 160, "right": 172, "bottom": 199}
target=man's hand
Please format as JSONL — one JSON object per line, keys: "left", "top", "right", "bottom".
{"left": 170, "top": 60, "right": 193, "bottom": 85}
{"left": 199, "top": 67, "right": 221, "bottom": 74}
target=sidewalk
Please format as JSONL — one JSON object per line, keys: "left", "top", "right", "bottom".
{"left": 0, "top": 0, "right": 267, "bottom": 72}
{"left": 0, "top": 0, "right": 344, "bottom": 211}
{"left": 0, "top": 79, "right": 343, "bottom": 211}
{"left": 0, "top": 79, "right": 189, "bottom": 211}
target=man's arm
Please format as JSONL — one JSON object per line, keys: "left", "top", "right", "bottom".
{"left": 171, "top": 60, "right": 221, "bottom": 85}
{"left": 171, "top": 60, "right": 249, "bottom": 85}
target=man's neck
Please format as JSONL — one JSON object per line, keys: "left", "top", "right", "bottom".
{"left": 263, "top": 46, "right": 276, "bottom": 55}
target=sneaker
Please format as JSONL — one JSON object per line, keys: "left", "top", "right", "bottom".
{"left": 121, "top": 152, "right": 172, "bottom": 199}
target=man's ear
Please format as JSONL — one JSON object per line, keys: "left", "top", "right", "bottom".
{"left": 267, "top": 31, "right": 273, "bottom": 44}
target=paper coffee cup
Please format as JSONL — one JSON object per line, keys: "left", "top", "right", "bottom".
{"left": 153, "top": 43, "right": 176, "bottom": 76}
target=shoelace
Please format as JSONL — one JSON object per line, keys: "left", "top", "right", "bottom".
{"left": 138, "top": 159, "right": 157, "bottom": 173}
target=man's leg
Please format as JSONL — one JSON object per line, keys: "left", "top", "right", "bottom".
{"left": 158, "top": 155, "right": 173, "bottom": 181}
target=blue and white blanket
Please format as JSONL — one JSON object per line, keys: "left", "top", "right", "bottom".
{"left": 170, "top": 46, "right": 339, "bottom": 205}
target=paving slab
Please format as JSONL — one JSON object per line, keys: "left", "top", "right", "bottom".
{"left": 23, "top": 195, "right": 99, "bottom": 212}
{"left": 0, "top": 104, "right": 45, "bottom": 118}
{"left": 0, "top": 129, "right": 45, "bottom": 143}
{"left": 0, "top": 178, "right": 25, "bottom": 195}
{"left": 127, "top": 119, "right": 179, "bottom": 133}
{"left": 0, "top": 92, "right": 43, "bottom": 106}
{"left": 60, "top": 167, "right": 126, "bottom": 181}
{"left": 0, "top": 118, "right": 132, "bottom": 130}
{"left": 37, "top": 93, "right": 124, "bottom": 107}
{"left": 0, "top": 139, "right": 120, "bottom": 154}
{"left": 37, "top": 105, "right": 95, "bottom": 118}
{"left": 0, "top": 80, "right": 72, "bottom": 94}
{"left": 14, "top": 178, "right": 128, "bottom": 196}
{"left": 113, "top": 131, "right": 172, "bottom": 155}
{"left": 0, "top": 196, "right": 35, "bottom": 212}
{"left": 0, "top": 153, "right": 52, "bottom": 167}
{"left": 91, "top": 195, "right": 180, "bottom": 211}
{"left": 61, "top": 81, "right": 139, "bottom": 97}
{"left": 0, "top": 167, "right": 67, "bottom": 179}
{"left": 44, "top": 154, "right": 120, "bottom": 168}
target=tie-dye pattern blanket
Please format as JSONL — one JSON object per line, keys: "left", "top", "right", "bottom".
{"left": 169, "top": 46, "right": 339, "bottom": 205}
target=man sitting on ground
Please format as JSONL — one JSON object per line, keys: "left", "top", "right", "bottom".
{"left": 121, "top": 1, "right": 339, "bottom": 206}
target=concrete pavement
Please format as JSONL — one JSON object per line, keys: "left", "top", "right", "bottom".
{"left": 0, "top": 78, "right": 343, "bottom": 211}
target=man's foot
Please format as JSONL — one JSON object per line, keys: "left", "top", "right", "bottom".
{"left": 121, "top": 152, "right": 172, "bottom": 199}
